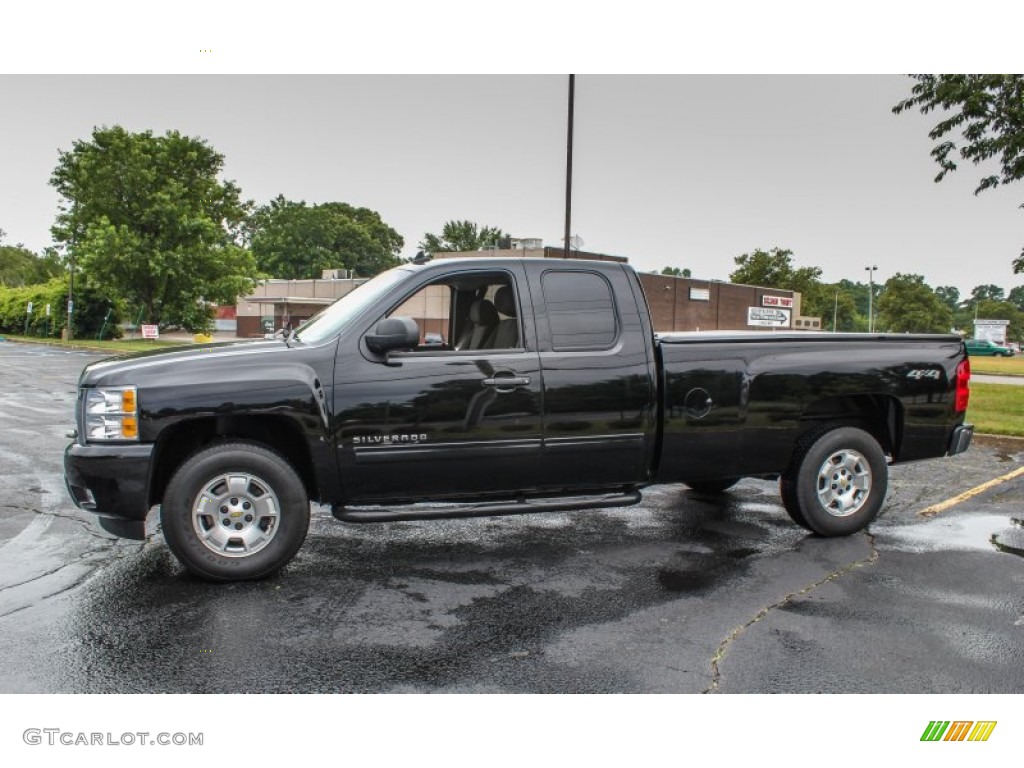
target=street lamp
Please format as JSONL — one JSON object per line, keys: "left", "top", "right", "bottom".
{"left": 865, "top": 265, "right": 878, "bottom": 333}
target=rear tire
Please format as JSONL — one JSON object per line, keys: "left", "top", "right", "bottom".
{"left": 781, "top": 426, "right": 887, "bottom": 536}
{"left": 161, "top": 441, "right": 310, "bottom": 581}
{"left": 779, "top": 474, "right": 813, "bottom": 531}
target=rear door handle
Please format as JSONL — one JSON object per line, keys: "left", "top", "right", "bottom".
{"left": 482, "top": 373, "right": 531, "bottom": 391}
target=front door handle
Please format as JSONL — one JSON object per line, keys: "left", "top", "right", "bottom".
{"left": 482, "top": 373, "right": 531, "bottom": 392}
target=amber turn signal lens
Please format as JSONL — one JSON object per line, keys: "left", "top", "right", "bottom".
{"left": 121, "top": 417, "right": 138, "bottom": 439}
{"left": 122, "top": 389, "right": 136, "bottom": 413}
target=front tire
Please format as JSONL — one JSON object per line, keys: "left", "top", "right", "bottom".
{"left": 781, "top": 426, "right": 888, "bottom": 536}
{"left": 161, "top": 442, "right": 310, "bottom": 581}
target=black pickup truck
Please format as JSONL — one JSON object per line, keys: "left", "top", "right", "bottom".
{"left": 65, "top": 257, "right": 973, "bottom": 581}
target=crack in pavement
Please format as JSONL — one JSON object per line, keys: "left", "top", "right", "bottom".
{"left": 0, "top": 538, "right": 147, "bottom": 620}
{"left": 702, "top": 531, "right": 879, "bottom": 694}
{"left": 4, "top": 505, "right": 122, "bottom": 543}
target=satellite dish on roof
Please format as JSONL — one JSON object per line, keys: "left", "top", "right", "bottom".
{"left": 568, "top": 235, "right": 583, "bottom": 251}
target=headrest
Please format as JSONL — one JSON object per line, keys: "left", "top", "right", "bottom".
{"left": 493, "top": 286, "right": 517, "bottom": 318}
{"left": 469, "top": 299, "right": 499, "bottom": 326}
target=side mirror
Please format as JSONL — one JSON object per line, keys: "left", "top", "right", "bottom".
{"left": 365, "top": 316, "right": 420, "bottom": 355}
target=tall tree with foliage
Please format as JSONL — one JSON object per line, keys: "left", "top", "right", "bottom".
{"left": 729, "top": 246, "right": 831, "bottom": 317}
{"left": 875, "top": 273, "right": 953, "bottom": 333}
{"left": 934, "top": 285, "right": 961, "bottom": 313}
{"left": 0, "top": 244, "right": 62, "bottom": 286}
{"left": 50, "top": 126, "right": 257, "bottom": 331}
{"left": 247, "top": 196, "right": 403, "bottom": 280}
{"left": 966, "top": 283, "right": 1006, "bottom": 306}
{"left": 419, "top": 220, "right": 509, "bottom": 253}
{"left": 1008, "top": 285, "right": 1024, "bottom": 311}
{"left": 893, "top": 75, "right": 1024, "bottom": 271}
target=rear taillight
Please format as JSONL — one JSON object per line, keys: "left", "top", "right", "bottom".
{"left": 955, "top": 357, "right": 970, "bottom": 413}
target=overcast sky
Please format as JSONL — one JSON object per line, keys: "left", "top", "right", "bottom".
{"left": 1, "top": 74, "right": 1021, "bottom": 298}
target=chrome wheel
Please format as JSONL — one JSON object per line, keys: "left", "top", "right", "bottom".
{"left": 815, "top": 449, "right": 871, "bottom": 517}
{"left": 191, "top": 472, "right": 280, "bottom": 557}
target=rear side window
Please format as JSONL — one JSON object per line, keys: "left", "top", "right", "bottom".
{"left": 542, "top": 270, "right": 618, "bottom": 351}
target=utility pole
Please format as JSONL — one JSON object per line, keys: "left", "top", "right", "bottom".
{"left": 563, "top": 74, "right": 575, "bottom": 260}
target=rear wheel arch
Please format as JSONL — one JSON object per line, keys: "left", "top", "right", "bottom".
{"left": 798, "top": 394, "right": 901, "bottom": 458}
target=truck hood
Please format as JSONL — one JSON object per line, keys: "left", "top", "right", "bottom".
{"left": 78, "top": 339, "right": 296, "bottom": 388}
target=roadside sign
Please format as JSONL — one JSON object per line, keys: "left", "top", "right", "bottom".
{"left": 141, "top": 324, "right": 160, "bottom": 339}
{"left": 45, "top": 304, "right": 51, "bottom": 316}
{"left": 761, "top": 295, "right": 794, "bottom": 308}
{"left": 974, "top": 319, "right": 1010, "bottom": 343}
{"left": 26, "top": 302, "right": 33, "bottom": 314}
{"left": 748, "top": 307, "right": 791, "bottom": 327}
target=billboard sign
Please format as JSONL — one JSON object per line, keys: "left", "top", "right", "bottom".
{"left": 974, "top": 319, "right": 1009, "bottom": 343}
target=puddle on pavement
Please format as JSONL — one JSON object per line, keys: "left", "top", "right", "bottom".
{"left": 884, "top": 512, "right": 1024, "bottom": 559}
{"left": 990, "top": 536, "right": 1024, "bottom": 559}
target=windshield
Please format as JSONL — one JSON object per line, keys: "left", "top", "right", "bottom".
{"left": 293, "top": 267, "right": 413, "bottom": 344}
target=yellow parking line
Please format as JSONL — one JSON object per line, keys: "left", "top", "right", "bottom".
{"left": 918, "top": 466, "right": 1024, "bottom": 517}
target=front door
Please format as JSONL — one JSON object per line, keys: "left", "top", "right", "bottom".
{"left": 333, "top": 264, "right": 545, "bottom": 501}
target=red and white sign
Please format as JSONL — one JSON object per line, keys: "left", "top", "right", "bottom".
{"left": 141, "top": 324, "right": 160, "bottom": 339}
{"left": 762, "top": 295, "right": 794, "bottom": 308}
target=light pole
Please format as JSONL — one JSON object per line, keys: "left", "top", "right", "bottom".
{"left": 865, "top": 265, "right": 878, "bottom": 333}
{"left": 66, "top": 247, "right": 75, "bottom": 342}
{"left": 564, "top": 74, "right": 575, "bottom": 260}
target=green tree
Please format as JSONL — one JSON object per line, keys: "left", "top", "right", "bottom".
{"left": 836, "top": 278, "right": 871, "bottom": 323}
{"left": 660, "top": 266, "right": 692, "bottom": 277}
{"left": 893, "top": 75, "right": 1024, "bottom": 271}
{"left": 419, "top": 220, "right": 509, "bottom": 253}
{"left": 50, "top": 126, "right": 257, "bottom": 332}
{"left": 730, "top": 247, "right": 829, "bottom": 317}
{"left": 875, "top": 273, "right": 953, "bottom": 333}
{"left": 0, "top": 244, "right": 62, "bottom": 286}
{"left": 934, "top": 285, "right": 960, "bottom": 313}
{"left": 967, "top": 283, "right": 1006, "bottom": 306}
{"left": 818, "top": 285, "right": 861, "bottom": 331}
{"left": 1008, "top": 285, "right": 1024, "bottom": 311}
{"left": 247, "top": 196, "right": 403, "bottom": 280}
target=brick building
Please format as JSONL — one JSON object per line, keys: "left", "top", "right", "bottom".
{"left": 437, "top": 247, "right": 820, "bottom": 332}
{"left": 235, "top": 247, "right": 822, "bottom": 337}
{"left": 236, "top": 275, "right": 369, "bottom": 337}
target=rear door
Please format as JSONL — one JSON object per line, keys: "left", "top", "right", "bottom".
{"left": 525, "top": 263, "right": 657, "bottom": 489}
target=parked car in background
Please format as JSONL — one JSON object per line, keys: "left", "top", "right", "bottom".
{"left": 965, "top": 339, "right": 1015, "bottom": 357}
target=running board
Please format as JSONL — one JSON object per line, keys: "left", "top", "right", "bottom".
{"left": 332, "top": 489, "right": 643, "bottom": 523}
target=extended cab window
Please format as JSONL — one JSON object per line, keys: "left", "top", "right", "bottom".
{"left": 387, "top": 271, "right": 522, "bottom": 352}
{"left": 542, "top": 270, "right": 617, "bottom": 351}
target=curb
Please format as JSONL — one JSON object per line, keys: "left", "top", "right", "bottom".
{"left": 0, "top": 336, "right": 183, "bottom": 355}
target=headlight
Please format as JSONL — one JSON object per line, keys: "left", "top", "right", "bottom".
{"left": 84, "top": 386, "right": 139, "bottom": 441}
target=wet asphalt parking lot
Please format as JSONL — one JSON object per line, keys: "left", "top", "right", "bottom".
{"left": 1, "top": 342, "right": 1022, "bottom": 693}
